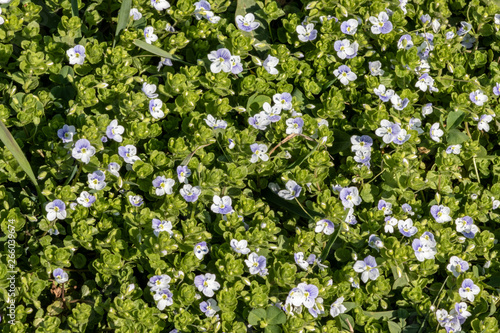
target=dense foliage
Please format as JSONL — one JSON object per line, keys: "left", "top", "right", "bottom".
{"left": 1, "top": 0, "right": 500, "bottom": 332}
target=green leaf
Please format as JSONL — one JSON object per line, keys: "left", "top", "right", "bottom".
{"left": 264, "top": 326, "right": 281, "bottom": 333}
{"left": 446, "top": 129, "right": 469, "bottom": 145}
{"left": 320, "top": 227, "right": 339, "bottom": 261}
{"left": 388, "top": 321, "right": 402, "bottom": 333}
{"left": 114, "top": 0, "right": 132, "bottom": 47}
{"left": 339, "top": 314, "right": 355, "bottom": 331}
{"left": 266, "top": 306, "right": 286, "bottom": 325}
{"left": 446, "top": 110, "right": 465, "bottom": 131}
{"left": 262, "top": 188, "right": 322, "bottom": 220}
{"left": 286, "top": 140, "right": 322, "bottom": 171}
{"left": 132, "top": 39, "right": 192, "bottom": 65}
{"left": 70, "top": 0, "right": 82, "bottom": 38}
{"left": 342, "top": 302, "right": 357, "bottom": 312}
{"left": 0, "top": 120, "right": 44, "bottom": 202}
{"left": 246, "top": 93, "right": 271, "bottom": 114}
{"left": 248, "top": 308, "right": 266, "bottom": 326}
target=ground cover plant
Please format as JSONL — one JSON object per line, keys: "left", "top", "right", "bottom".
{"left": 1, "top": 0, "right": 500, "bottom": 332}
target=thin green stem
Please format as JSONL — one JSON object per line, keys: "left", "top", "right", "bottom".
{"left": 417, "top": 276, "right": 449, "bottom": 333}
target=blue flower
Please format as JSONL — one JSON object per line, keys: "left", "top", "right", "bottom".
{"left": 77, "top": 191, "right": 96, "bottom": 207}
{"left": 398, "top": 218, "right": 417, "bottom": 237}
{"left": 236, "top": 13, "right": 260, "bottom": 32}
{"left": 353, "top": 255, "right": 379, "bottom": 283}
{"left": 455, "top": 216, "right": 479, "bottom": 239}
{"left": 245, "top": 252, "right": 267, "bottom": 275}
{"left": 180, "top": 184, "right": 201, "bottom": 202}
{"left": 369, "top": 12, "right": 393, "bottom": 34}
{"left": 278, "top": 180, "right": 302, "bottom": 200}
{"left": 118, "top": 145, "right": 141, "bottom": 164}
{"left": 459, "top": 279, "right": 480, "bottom": 302}
{"left": 152, "top": 219, "right": 173, "bottom": 237}
{"left": 88, "top": 170, "right": 106, "bottom": 190}
{"left": 208, "top": 48, "right": 232, "bottom": 73}
{"left": 340, "top": 19, "right": 358, "bottom": 35}
{"left": 194, "top": 273, "right": 220, "bottom": 297}
{"left": 53, "top": 268, "right": 69, "bottom": 284}
{"left": 128, "top": 195, "right": 144, "bottom": 207}
{"left": 211, "top": 195, "right": 233, "bottom": 214}
{"left": 194, "top": 241, "right": 209, "bottom": 260}
{"left": 57, "top": 124, "right": 76, "bottom": 143}
{"left": 46, "top": 199, "right": 67, "bottom": 221}
{"left": 296, "top": 23, "right": 318, "bottom": 42}
{"left": 177, "top": 165, "right": 191, "bottom": 183}
{"left": 339, "top": 187, "right": 361, "bottom": 208}
{"left": 72, "top": 139, "right": 96, "bottom": 164}
{"left": 200, "top": 298, "right": 220, "bottom": 317}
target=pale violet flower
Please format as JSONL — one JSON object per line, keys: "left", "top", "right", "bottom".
{"left": 294, "top": 252, "right": 315, "bottom": 270}
{"left": 53, "top": 268, "right": 69, "bottom": 284}
{"left": 245, "top": 252, "right": 267, "bottom": 275}
{"left": 455, "top": 216, "right": 479, "bottom": 239}
{"left": 447, "top": 256, "right": 469, "bottom": 277}
{"left": 397, "top": 34, "right": 413, "bottom": 50}
{"left": 72, "top": 139, "right": 96, "bottom": 164}
{"left": 77, "top": 191, "right": 96, "bottom": 207}
{"left": 459, "top": 279, "right": 480, "bottom": 302}
{"left": 392, "top": 128, "right": 411, "bottom": 145}
{"left": 457, "top": 21, "right": 472, "bottom": 36}
{"left": 154, "top": 289, "right": 173, "bottom": 310}
{"left": 340, "top": 19, "right": 358, "bottom": 35}
{"left": 118, "top": 145, "right": 141, "bottom": 164}
{"left": 200, "top": 298, "right": 220, "bottom": 317}
{"left": 374, "top": 84, "right": 395, "bottom": 102}
{"left": 250, "top": 143, "right": 269, "bottom": 163}
{"left": 236, "top": 13, "right": 260, "bottom": 32}
{"left": 278, "top": 180, "right": 302, "bottom": 200}
{"left": 412, "top": 238, "right": 436, "bottom": 262}
{"left": 330, "top": 297, "right": 347, "bottom": 318}
{"left": 285, "top": 117, "right": 304, "bottom": 134}
{"left": 296, "top": 23, "right": 318, "bottom": 42}
{"left": 144, "top": 26, "right": 158, "bottom": 44}
{"left": 228, "top": 138, "right": 235, "bottom": 149}
{"left": 88, "top": 171, "right": 106, "bottom": 190}
{"left": 151, "top": 0, "right": 170, "bottom": 11}
{"left": 263, "top": 55, "right": 279, "bottom": 74}
{"left": 333, "top": 65, "right": 357, "bottom": 85}
{"left": 248, "top": 111, "right": 271, "bottom": 130}
{"left": 230, "top": 56, "right": 243, "bottom": 74}
{"left": 398, "top": 218, "right": 418, "bottom": 237}
{"left": 180, "top": 184, "right": 201, "bottom": 202}
{"left": 390, "top": 95, "right": 409, "bottom": 111}
{"left": 422, "top": 103, "right": 433, "bottom": 117}
{"left": 446, "top": 144, "right": 462, "bottom": 155}
{"left": 415, "top": 73, "right": 438, "bottom": 93}
{"left": 368, "top": 61, "right": 384, "bottom": 76}
{"left": 152, "top": 219, "right": 173, "bottom": 237}
{"left": 230, "top": 239, "right": 251, "bottom": 254}
{"left": 46, "top": 200, "right": 67, "bottom": 221}
{"left": 57, "top": 124, "right": 76, "bottom": 143}
{"left": 375, "top": 120, "right": 400, "bottom": 144}
{"left": 430, "top": 205, "right": 452, "bottom": 223}
{"left": 377, "top": 200, "right": 392, "bottom": 215}
{"left": 106, "top": 119, "right": 124, "bottom": 142}
{"left": 128, "top": 195, "right": 144, "bottom": 207}
{"left": 177, "top": 165, "right": 191, "bottom": 183}
{"left": 152, "top": 176, "right": 175, "bottom": 196}
{"left": 211, "top": 195, "right": 233, "bottom": 214}
{"left": 339, "top": 187, "right": 361, "bottom": 209}
{"left": 368, "top": 234, "right": 384, "bottom": 251}
{"left": 208, "top": 48, "right": 232, "bottom": 73}
{"left": 67, "top": 45, "right": 86, "bottom": 65}
{"left": 315, "top": 219, "right": 335, "bottom": 235}
{"left": 204, "top": 114, "right": 227, "bottom": 129}
{"left": 408, "top": 118, "right": 424, "bottom": 135}
{"left": 353, "top": 255, "right": 379, "bottom": 283}
{"left": 108, "top": 162, "right": 121, "bottom": 177}
{"left": 149, "top": 99, "right": 164, "bottom": 119}
{"left": 478, "top": 114, "right": 493, "bottom": 132}
{"left": 470, "top": 90, "right": 488, "bottom": 106}
{"left": 369, "top": 12, "right": 393, "bottom": 34}
{"left": 194, "top": 242, "right": 209, "bottom": 260}
{"left": 430, "top": 123, "right": 444, "bottom": 142}
{"left": 130, "top": 8, "right": 142, "bottom": 20}
{"left": 148, "top": 274, "right": 171, "bottom": 292}
{"left": 142, "top": 83, "right": 158, "bottom": 98}
{"left": 194, "top": 273, "right": 220, "bottom": 297}
{"left": 334, "top": 39, "right": 358, "bottom": 59}
{"left": 384, "top": 217, "right": 398, "bottom": 233}
{"left": 273, "top": 92, "right": 293, "bottom": 110}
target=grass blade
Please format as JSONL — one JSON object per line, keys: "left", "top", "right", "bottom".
{"left": 133, "top": 39, "right": 193, "bottom": 65}
{"left": 114, "top": 0, "right": 132, "bottom": 47}
{"left": 0, "top": 120, "right": 44, "bottom": 202}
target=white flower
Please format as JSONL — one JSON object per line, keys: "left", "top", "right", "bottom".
{"left": 263, "top": 55, "right": 279, "bottom": 75}
{"left": 384, "top": 217, "right": 398, "bottom": 233}
{"left": 67, "top": 45, "right": 86, "bottom": 65}
{"left": 142, "top": 83, "right": 158, "bottom": 98}
{"left": 144, "top": 26, "right": 158, "bottom": 44}
{"left": 151, "top": 0, "right": 170, "bottom": 11}
{"left": 250, "top": 143, "right": 269, "bottom": 163}
{"left": 130, "top": 8, "right": 142, "bottom": 20}
{"left": 368, "top": 61, "right": 384, "bottom": 76}
{"left": 230, "top": 239, "right": 251, "bottom": 254}
{"left": 330, "top": 297, "right": 347, "bottom": 318}
{"left": 296, "top": 23, "right": 317, "bottom": 42}
{"left": 430, "top": 123, "right": 444, "bottom": 142}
